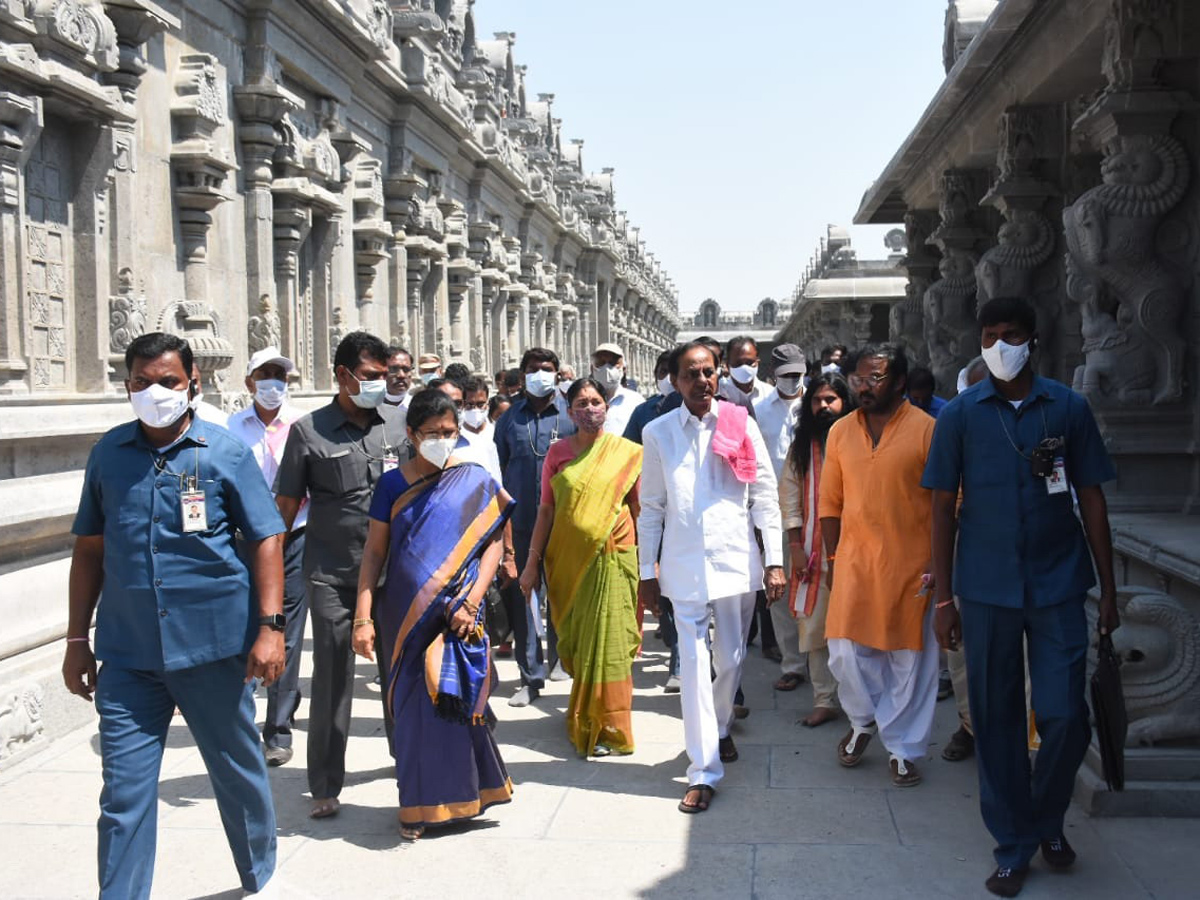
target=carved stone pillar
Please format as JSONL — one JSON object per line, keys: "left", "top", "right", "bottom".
{"left": 924, "top": 169, "right": 992, "bottom": 390}
{"left": 895, "top": 210, "right": 939, "bottom": 368}
{"left": 273, "top": 203, "right": 311, "bottom": 383}
{"left": 0, "top": 93, "right": 43, "bottom": 394}
{"left": 352, "top": 160, "right": 390, "bottom": 332}
{"left": 406, "top": 253, "right": 430, "bottom": 360}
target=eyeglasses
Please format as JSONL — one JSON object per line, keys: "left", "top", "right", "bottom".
{"left": 848, "top": 373, "right": 891, "bottom": 389}
{"left": 416, "top": 429, "right": 459, "bottom": 441}
{"left": 388, "top": 365, "right": 412, "bottom": 375}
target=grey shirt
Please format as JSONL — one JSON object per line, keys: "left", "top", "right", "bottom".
{"left": 275, "top": 398, "right": 405, "bottom": 587}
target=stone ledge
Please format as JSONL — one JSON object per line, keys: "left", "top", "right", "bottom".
{"left": 1109, "top": 512, "right": 1200, "bottom": 590}
{"left": 0, "top": 471, "right": 84, "bottom": 530}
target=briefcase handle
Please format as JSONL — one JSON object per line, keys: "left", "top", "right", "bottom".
{"left": 1096, "top": 631, "right": 1120, "bottom": 667}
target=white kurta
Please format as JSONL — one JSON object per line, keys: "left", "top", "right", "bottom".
{"left": 603, "top": 385, "right": 645, "bottom": 436}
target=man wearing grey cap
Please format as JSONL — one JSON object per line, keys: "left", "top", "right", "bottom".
{"left": 754, "top": 344, "right": 809, "bottom": 691}
{"left": 591, "top": 342, "right": 644, "bottom": 436}
{"left": 228, "top": 347, "right": 309, "bottom": 766}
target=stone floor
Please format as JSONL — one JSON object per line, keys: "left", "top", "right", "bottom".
{"left": 2, "top": 624, "right": 1197, "bottom": 899}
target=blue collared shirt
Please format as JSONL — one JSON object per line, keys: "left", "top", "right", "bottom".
{"left": 910, "top": 394, "right": 948, "bottom": 419}
{"left": 493, "top": 394, "right": 576, "bottom": 535}
{"left": 72, "top": 416, "right": 286, "bottom": 671}
{"left": 623, "top": 391, "right": 683, "bottom": 445}
{"left": 921, "top": 375, "right": 1116, "bottom": 608}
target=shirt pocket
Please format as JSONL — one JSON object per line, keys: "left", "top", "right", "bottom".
{"left": 311, "top": 450, "right": 361, "bottom": 498}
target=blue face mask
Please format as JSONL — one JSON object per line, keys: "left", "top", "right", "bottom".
{"left": 254, "top": 378, "right": 287, "bottom": 410}
{"left": 350, "top": 374, "right": 387, "bottom": 409}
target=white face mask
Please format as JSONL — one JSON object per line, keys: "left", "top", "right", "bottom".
{"left": 731, "top": 363, "right": 758, "bottom": 384}
{"left": 524, "top": 369, "right": 557, "bottom": 398}
{"left": 592, "top": 364, "right": 622, "bottom": 394}
{"left": 981, "top": 338, "right": 1031, "bottom": 382}
{"left": 556, "top": 380, "right": 571, "bottom": 396}
{"left": 418, "top": 436, "right": 457, "bottom": 469}
{"left": 350, "top": 374, "right": 387, "bottom": 409}
{"left": 821, "top": 363, "right": 841, "bottom": 375}
{"left": 776, "top": 375, "right": 802, "bottom": 397}
{"left": 130, "top": 383, "right": 191, "bottom": 429}
{"left": 462, "top": 407, "right": 488, "bottom": 430}
{"left": 254, "top": 378, "right": 287, "bottom": 410}
{"left": 420, "top": 371, "right": 439, "bottom": 386}
{"left": 657, "top": 375, "right": 674, "bottom": 396}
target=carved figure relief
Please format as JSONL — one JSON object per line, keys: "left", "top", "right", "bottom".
{"left": 923, "top": 250, "right": 979, "bottom": 390}
{"left": 329, "top": 306, "right": 347, "bottom": 359}
{"left": 1063, "top": 132, "right": 1190, "bottom": 404}
{"left": 0, "top": 683, "right": 45, "bottom": 758}
{"left": 109, "top": 267, "right": 147, "bottom": 353}
{"left": 975, "top": 209, "right": 1056, "bottom": 305}
{"left": 248, "top": 293, "right": 282, "bottom": 353}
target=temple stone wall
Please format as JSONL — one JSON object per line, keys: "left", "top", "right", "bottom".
{"left": 0, "top": 0, "right": 680, "bottom": 768}
{"left": 854, "top": 0, "right": 1200, "bottom": 814}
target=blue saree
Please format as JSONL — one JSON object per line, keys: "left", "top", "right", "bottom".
{"left": 367, "top": 462, "right": 515, "bottom": 828}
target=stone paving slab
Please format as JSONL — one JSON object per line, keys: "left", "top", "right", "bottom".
{"left": 1, "top": 627, "right": 1198, "bottom": 899}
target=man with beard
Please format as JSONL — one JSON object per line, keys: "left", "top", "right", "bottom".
{"left": 779, "top": 372, "right": 854, "bottom": 727}
{"left": 820, "top": 344, "right": 937, "bottom": 787}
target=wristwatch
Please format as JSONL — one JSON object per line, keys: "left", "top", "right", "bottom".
{"left": 260, "top": 614, "right": 286, "bottom": 632}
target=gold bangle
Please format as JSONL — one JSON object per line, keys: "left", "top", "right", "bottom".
{"left": 464, "top": 604, "right": 479, "bottom": 616}
{"left": 353, "top": 618, "right": 374, "bottom": 628}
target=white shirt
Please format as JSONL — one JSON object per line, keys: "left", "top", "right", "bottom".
{"left": 638, "top": 401, "right": 783, "bottom": 604}
{"left": 603, "top": 385, "right": 645, "bottom": 435}
{"left": 718, "top": 377, "right": 772, "bottom": 412}
{"left": 193, "top": 398, "right": 229, "bottom": 428}
{"left": 228, "top": 403, "right": 308, "bottom": 530}
{"left": 458, "top": 423, "right": 503, "bottom": 483}
{"left": 753, "top": 389, "right": 804, "bottom": 481}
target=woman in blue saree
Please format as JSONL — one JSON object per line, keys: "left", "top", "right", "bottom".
{"left": 353, "top": 389, "right": 514, "bottom": 840}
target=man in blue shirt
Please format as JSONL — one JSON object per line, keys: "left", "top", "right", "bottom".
{"left": 922, "top": 297, "right": 1119, "bottom": 898}
{"left": 907, "top": 366, "right": 948, "bottom": 419}
{"left": 494, "top": 346, "right": 576, "bottom": 706}
{"left": 64, "top": 333, "right": 286, "bottom": 899}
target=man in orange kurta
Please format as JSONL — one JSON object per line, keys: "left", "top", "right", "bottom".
{"left": 819, "top": 344, "right": 937, "bottom": 787}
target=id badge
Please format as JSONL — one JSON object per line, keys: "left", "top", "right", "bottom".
{"left": 181, "top": 490, "right": 208, "bottom": 532}
{"left": 1045, "top": 456, "right": 1068, "bottom": 495}
{"left": 383, "top": 455, "right": 399, "bottom": 473}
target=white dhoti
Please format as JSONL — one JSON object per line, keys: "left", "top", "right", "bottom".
{"left": 673, "top": 591, "right": 755, "bottom": 787}
{"left": 827, "top": 607, "right": 939, "bottom": 762}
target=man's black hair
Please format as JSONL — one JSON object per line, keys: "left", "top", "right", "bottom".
{"left": 444, "top": 362, "right": 471, "bottom": 386}
{"left": 125, "top": 332, "right": 193, "bottom": 377}
{"left": 460, "top": 376, "right": 487, "bottom": 397}
{"left": 333, "top": 331, "right": 389, "bottom": 372}
{"left": 387, "top": 345, "right": 412, "bottom": 362}
{"left": 669, "top": 341, "right": 719, "bottom": 376}
{"left": 856, "top": 342, "right": 909, "bottom": 383}
{"left": 978, "top": 296, "right": 1037, "bottom": 335}
{"left": 520, "top": 347, "right": 559, "bottom": 372}
{"left": 726, "top": 335, "right": 758, "bottom": 360}
{"left": 502, "top": 368, "right": 523, "bottom": 388}
{"left": 907, "top": 366, "right": 936, "bottom": 393}
{"left": 654, "top": 350, "right": 672, "bottom": 376}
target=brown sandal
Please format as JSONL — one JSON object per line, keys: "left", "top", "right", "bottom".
{"left": 678, "top": 784, "right": 715, "bottom": 814}
{"left": 773, "top": 672, "right": 804, "bottom": 691}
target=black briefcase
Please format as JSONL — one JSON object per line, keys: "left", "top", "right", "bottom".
{"left": 1089, "top": 632, "right": 1127, "bottom": 791}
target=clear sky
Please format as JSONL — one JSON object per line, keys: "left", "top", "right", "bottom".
{"left": 474, "top": 0, "right": 948, "bottom": 312}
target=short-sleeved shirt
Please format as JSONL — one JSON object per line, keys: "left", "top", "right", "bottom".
{"left": 275, "top": 398, "right": 404, "bottom": 587}
{"left": 921, "top": 375, "right": 1116, "bottom": 609}
{"left": 71, "top": 416, "right": 285, "bottom": 671}
{"left": 909, "top": 394, "right": 948, "bottom": 419}
{"left": 493, "top": 394, "right": 576, "bottom": 535}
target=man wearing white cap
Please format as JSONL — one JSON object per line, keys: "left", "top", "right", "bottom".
{"left": 591, "top": 342, "right": 643, "bottom": 436}
{"left": 228, "top": 347, "right": 308, "bottom": 766}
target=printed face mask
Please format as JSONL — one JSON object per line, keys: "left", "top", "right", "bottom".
{"left": 731, "top": 363, "right": 758, "bottom": 384}
{"left": 572, "top": 406, "right": 607, "bottom": 433}
{"left": 254, "top": 378, "right": 287, "bottom": 410}
{"left": 417, "top": 436, "right": 457, "bottom": 469}
{"left": 981, "top": 338, "right": 1030, "bottom": 382}
{"left": 350, "top": 374, "right": 387, "bottom": 409}
{"left": 462, "top": 407, "right": 488, "bottom": 429}
{"left": 524, "top": 369, "right": 557, "bottom": 398}
{"left": 130, "top": 383, "right": 191, "bottom": 429}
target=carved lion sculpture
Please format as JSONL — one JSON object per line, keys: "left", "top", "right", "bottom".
{"left": 1089, "top": 587, "right": 1200, "bottom": 747}
{"left": 0, "top": 684, "right": 45, "bottom": 757}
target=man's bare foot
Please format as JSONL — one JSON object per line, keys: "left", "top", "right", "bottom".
{"left": 310, "top": 797, "right": 340, "bottom": 819}
{"left": 799, "top": 707, "right": 839, "bottom": 728}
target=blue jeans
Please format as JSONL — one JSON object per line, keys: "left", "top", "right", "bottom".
{"left": 960, "top": 596, "right": 1090, "bottom": 869}
{"left": 95, "top": 657, "right": 276, "bottom": 898}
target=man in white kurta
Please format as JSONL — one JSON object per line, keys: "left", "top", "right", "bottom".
{"left": 639, "top": 343, "right": 786, "bottom": 809}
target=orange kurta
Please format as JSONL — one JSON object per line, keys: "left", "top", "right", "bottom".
{"left": 819, "top": 401, "right": 934, "bottom": 651}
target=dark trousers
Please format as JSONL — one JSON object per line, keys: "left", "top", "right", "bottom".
{"left": 960, "top": 597, "right": 1091, "bottom": 869}
{"left": 263, "top": 530, "right": 307, "bottom": 749}
{"left": 746, "top": 589, "right": 778, "bottom": 652}
{"left": 307, "top": 580, "right": 392, "bottom": 800}
{"left": 659, "top": 596, "right": 680, "bottom": 677}
{"left": 95, "top": 658, "right": 276, "bottom": 898}
{"left": 504, "top": 528, "right": 558, "bottom": 691}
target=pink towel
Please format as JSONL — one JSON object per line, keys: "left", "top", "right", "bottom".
{"left": 711, "top": 403, "right": 757, "bottom": 484}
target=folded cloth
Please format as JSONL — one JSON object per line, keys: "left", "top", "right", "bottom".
{"left": 711, "top": 402, "right": 757, "bottom": 484}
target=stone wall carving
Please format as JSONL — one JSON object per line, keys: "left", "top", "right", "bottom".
{"left": 0, "top": 683, "right": 45, "bottom": 759}
{"left": 1063, "top": 132, "right": 1190, "bottom": 405}
{"left": 923, "top": 250, "right": 979, "bottom": 389}
{"left": 108, "top": 266, "right": 146, "bottom": 353}
{"left": 247, "top": 293, "right": 282, "bottom": 353}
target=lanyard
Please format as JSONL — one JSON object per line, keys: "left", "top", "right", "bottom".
{"left": 525, "top": 410, "right": 559, "bottom": 459}
{"left": 151, "top": 445, "right": 201, "bottom": 490}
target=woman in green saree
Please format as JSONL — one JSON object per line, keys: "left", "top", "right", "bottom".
{"left": 519, "top": 377, "right": 642, "bottom": 757}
